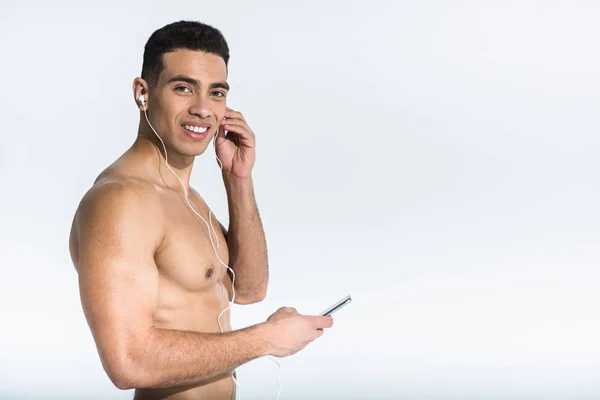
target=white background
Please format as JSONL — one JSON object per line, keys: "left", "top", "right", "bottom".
{"left": 1, "top": 1, "right": 599, "bottom": 399}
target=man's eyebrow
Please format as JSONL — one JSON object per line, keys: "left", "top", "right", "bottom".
{"left": 210, "top": 81, "right": 230, "bottom": 91}
{"left": 166, "top": 75, "right": 230, "bottom": 91}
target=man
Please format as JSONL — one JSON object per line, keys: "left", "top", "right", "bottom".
{"left": 68, "top": 21, "right": 333, "bottom": 400}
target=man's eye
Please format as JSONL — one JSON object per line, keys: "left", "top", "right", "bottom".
{"left": 212, "top": 91, "right": 226, "bottom": 97}
{"left": 175, "top": 86, "right": 191, "bottom": 93}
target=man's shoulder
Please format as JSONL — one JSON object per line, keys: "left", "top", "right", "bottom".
{"left": 78, "top": 177, "right": 162, "bottom": 222}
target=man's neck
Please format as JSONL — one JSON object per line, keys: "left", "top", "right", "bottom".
{"left": 131, "top": 134, "right": 195, "bottom": 193}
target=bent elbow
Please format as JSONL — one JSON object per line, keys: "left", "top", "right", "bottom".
{"left": 112, "top": 375, "right": 135, "bottom": 391}
{"left": 254, "top": 290, "right": 267, "bottom": 303}
{"left": 103, "top": 358, "right": 134, "bottom": 390}
{"left": 101, "top": 346, "right": 148, "bottom": 390}
{"left": 234, "top": 289, "right": 267, "bottom": 304}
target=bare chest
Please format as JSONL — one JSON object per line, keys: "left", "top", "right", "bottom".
{"left": 154, "top": 191, "right": 231, "bottom": 294}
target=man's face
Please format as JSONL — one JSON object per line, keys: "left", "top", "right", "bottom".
{"left": 149, "top": 49, "right": 228, "bottom": 158}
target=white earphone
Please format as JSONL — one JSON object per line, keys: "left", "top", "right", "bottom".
{"left": 138, "top": 95, "right": 146, "bottom": 107}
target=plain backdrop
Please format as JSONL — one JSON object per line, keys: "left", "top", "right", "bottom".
{"left": 1, "top": 1, "right": 599, "bottom": 399}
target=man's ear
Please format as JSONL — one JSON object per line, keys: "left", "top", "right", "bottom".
{"left": 132, "top": 77, "right": 149, "bottom": 111}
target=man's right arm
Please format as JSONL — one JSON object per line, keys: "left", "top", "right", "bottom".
{"left": 75, "top": 180, "right": 273, "bottom": 390}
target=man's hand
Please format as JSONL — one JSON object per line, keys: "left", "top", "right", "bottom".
{"left": 215, "top": 107, "right": 256, "bottom": 179}
{"left": 263, "top": 307, "right": 334, "bottom": 358}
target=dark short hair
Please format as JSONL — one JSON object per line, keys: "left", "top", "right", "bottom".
{"left": 141, "top": 20, "right": 230, "bottom": 87}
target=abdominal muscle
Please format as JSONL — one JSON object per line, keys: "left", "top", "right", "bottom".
{"left": 133, "top": 275, "right": 236, "bottom": 400}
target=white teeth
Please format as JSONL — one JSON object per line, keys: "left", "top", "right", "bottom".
{"left": 183, "top": 125, "right": 208, "bottom": 134}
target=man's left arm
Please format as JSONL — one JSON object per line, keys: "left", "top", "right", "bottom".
{"left": 221, "top": 175, "right": 268, "bottom": 304}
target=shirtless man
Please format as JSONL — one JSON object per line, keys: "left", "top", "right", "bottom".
{"left": 68, "top": 21, "right": 333, "bottom": 399}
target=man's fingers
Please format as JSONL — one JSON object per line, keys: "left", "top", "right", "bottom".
{"left": 311, "top": 315, "right": 333, "bottom": 329}
{"left": 221, "top": 122, "right": 254, "bottom": 138}
{"left": 220, "top": 122, "right": 255, "bottom": 147}
{"left": 225, "top": 108, "right": 246, "bottom": 122}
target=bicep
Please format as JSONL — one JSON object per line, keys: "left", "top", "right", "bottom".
{"left": 76, "top": 182, "right": 163, "bottom": 365}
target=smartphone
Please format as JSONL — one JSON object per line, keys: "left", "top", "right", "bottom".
{"left": 320, "top": 295, "right": 352, "bottom": 316}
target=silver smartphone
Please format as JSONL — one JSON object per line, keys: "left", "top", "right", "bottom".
{"left": 320, "top": 295, "right": 352, "bottom": 316}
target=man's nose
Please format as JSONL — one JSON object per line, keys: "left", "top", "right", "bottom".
{"left": 189, "top": 96, "right": 212, "bottom": 119}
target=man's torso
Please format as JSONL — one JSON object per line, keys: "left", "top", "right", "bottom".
{"left": 70, "top": 155, "right": 237, "bottom": 400}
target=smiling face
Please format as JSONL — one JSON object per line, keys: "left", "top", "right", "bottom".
{"left": 137, "top": 49, "right": 229, "bottom": 159}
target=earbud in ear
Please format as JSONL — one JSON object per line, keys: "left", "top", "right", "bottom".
{"left": 138, "top": 95, "right": 146, "bottom": 105}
